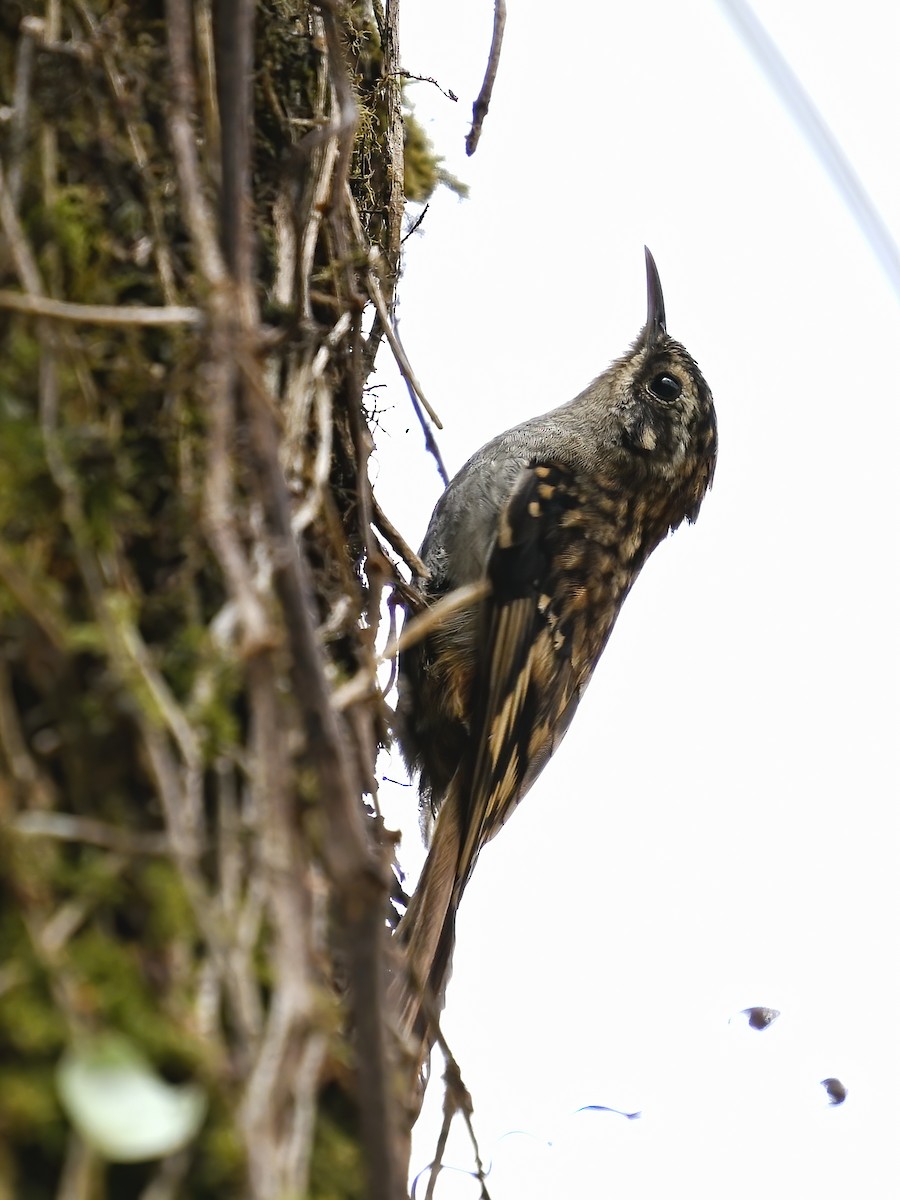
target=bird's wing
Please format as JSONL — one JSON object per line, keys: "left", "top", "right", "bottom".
{"left": 455, "top": 461, "right": 592, "bottom": 890}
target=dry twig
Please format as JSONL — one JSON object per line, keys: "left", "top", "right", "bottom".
{"left": 390, "top": 68, "right": 458, "bottom": 103}
{"left": 0, "top": 291, "right": 201, "bottom": 324}
{"left": 466, "top": 0, "right": 507, "bottom": 156}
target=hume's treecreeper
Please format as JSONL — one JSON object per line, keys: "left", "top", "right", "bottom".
{"left": 394, "top": 248, "right": 718, "bottom": 1050}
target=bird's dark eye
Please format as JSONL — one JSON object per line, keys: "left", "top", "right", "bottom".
{"left": 648, "top": 373, "right": 682, "bottom": 402}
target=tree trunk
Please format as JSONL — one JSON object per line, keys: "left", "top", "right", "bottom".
{"left": 0, "top": 2, "right": 440, "bottom": 1196}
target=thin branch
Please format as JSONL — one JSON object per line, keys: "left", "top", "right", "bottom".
{"left": 345, "top": 326, "right": 388, "bottom": 671}
{"left": 372, "top": 497, "right": 430, "bottom": 578}
{"left": 166, "top": 0, "right": 273, "bottom": 661}
{"left": 401, "top": 202, "right": 429, "bottom": 244}
{"left": 290, "top": 378, "right": 333, "bottom": 534}
{"left": 214, "top": 0, "right": 257, "bottom": 295}
{"left": 240, "top": 358, "right": 378, "bottom": 887}
{"left": 164, "top": 0, "right": 228, "bottom": 286}
{"left": 314, "top": 1, "right": 360, "bottom": 215}
{"left": 0, "top": 157, "right": 46, "bottom": 293}
{"left": 55, "top": 1133, "right": 99, "bottom": 1200}
{"left": 295, "top": 133, "right": 339, "bottom": 322}
{"left": 40, "top": 0, "right": 61, "bottom": 209}
{"left": 0, "top": 290, "right": 201, "bottom": 325}
{"left": 137, "top": 1150, "right": 192, "bottom": 1200}
{"left": 346, "top": 191, "right": 449, "bottom": 483}
{"left": 407, "top": 384, "right": 449, "bottom": 487}
{"left": 113, "top": 611, "right": 204, "bottom": 779}
{"left": 442, "top": 1055, "right": 491, "bottom": 1198}
{"left": 332, "top": 581, "right": 489, "bottom": 713}
{"left": 286, "top": 314, "right": 351, "bottom": 538}
{"left": 239, "top": 655, "right": 321, "bottom": 1197}
{"left": 141, "top": 722, "right": 258, "bottom": 1049}
{"left": 7, "top": 16, "right": 39, "bottom": 209}
{"left": 12, "top": 813, "right": 169, "bottom": 855}
{"left": 284, "top": 1029, "right": 329, "bottom": 1196}
{"left": 238, "top": 349, "right": 401, "bottom": 1199}
{"left": 410, "top": 1035, "right": 491, "bottom": 1200}
{"left": 359, "top": 240, "right": 443, "bottom": 430}
{"left": 422, "top": 1095, "right": 453, "bottom": 1200}
{"left": 390, "top": 69, "right": 457, "bottom": 103}
{"left": 381, "top": 581, "right": 489, "bottom": 663}
{"left": 194, "top": 0, "right": 221, "bottom": 187}
{"left": 202, "top": 322, "right": 275, "bottom": 657}
{"left": 270, "top": 186, "right": 297, "bottom": 309}
{"left": 374, "top": 0, "right": 405, "bottom": 285}
{"left": 289, "top": 18, "right": 340, "bottom": 323}
{"left": 380, "top": 590, "right": 401, "bottom": 700}
{"left": 466, "top": 0, "right": 506, "bottom": 156}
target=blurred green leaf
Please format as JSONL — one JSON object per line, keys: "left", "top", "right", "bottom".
{"left": 56, "top": 1034, "right": 207, "bottom": 1163}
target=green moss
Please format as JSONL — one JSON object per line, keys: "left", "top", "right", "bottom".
{"left": 404, "top": 105, "right": 469, "bottom": 202}
{"left": 0, "top": 404, "right": 55, "bottom": 530}
{"left": 0, "top": 321, "right": 41, "bottom": 408}
{"left": 53, "top": 848, "right": 126, "bottom": 909}
{"left": 0, "top": 982, "right": 67, "bottom": 1060}
{"left": 0, "top": 901, "right": 68, "bottom": 1177}
{"left": 195, "top": 1117, "right": 247, "bottom": 1193}
{"left": 67, "top": 926, "right": 200, "bottom": 1076}
{"left": 0, "top": 1067, "right": 63, "bottom": 1139}
{"left": 136, "top": 860, "right": 195, "bottom": 945}
{"left": 42, "top": 186, "right": 113, "bottom": 297}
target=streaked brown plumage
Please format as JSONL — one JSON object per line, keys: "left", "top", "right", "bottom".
{"left": 393, "top": 249, "right": 717, "bottom": 1054}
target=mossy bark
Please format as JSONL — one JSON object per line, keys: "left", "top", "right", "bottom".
{"left": 0, "top": 2, "right": 441, "bottom": 1196}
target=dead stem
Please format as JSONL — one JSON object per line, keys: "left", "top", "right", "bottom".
{"left": 0, "top": 291, "right": 200, "bottom": 325}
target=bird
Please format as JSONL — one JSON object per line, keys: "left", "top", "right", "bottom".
{"left": 392, "top": 248, "right": 717, "bottom": 1055}
{"left": 820, "top": 1077, "right": 847, "bottom": 1106}
{"left": 739, "top": 1007, "right": 781, "bottom": 1031}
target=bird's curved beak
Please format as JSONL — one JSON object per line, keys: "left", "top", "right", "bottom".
{"left": 643, "top": 246, "right": 667, "bottom": 347}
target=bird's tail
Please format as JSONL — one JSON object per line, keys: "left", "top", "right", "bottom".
{"left": 391, "top": 790, "right": 463, "bottom": 1058}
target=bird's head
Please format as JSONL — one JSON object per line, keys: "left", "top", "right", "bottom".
{"left": 603, "top": 248, "right": 718, "bottom": 523}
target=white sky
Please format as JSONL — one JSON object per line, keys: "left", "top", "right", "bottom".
{"left": 371, "top": 2, "right": 900, "bottom": 1196}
